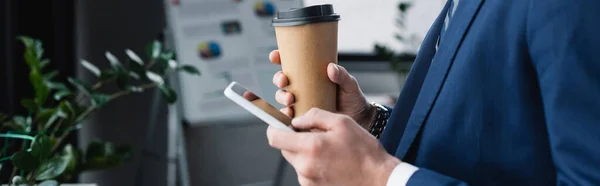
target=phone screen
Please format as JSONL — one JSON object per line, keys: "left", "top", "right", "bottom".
{"left": 230, "top": 84, "right": 292, "bottom": 127}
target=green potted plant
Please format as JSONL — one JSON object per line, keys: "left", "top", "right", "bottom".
{"left": 0, "top": 36, "right": 200, "bottom": 185}
{"left": 374, "top": 1, "right": 416, "bottom": 80}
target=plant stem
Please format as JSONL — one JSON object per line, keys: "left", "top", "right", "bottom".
{"left": 109, "top": 83, "right": 157, "bottom": 100}
{"left": 145, "top": 59, "right": 155, "bottom": 69}
{"left": 92, "top": 77, "right": 116, "bottom": 90}
{"left": 75, "top": 92, "right": 86, "bottom": 103}
{"left": 52, "top": 130, "right": 71, "bottom": 152}
{"left": 75, "top": 106, "right": 96, "bottom": 123}
{"left": 0, "top": 155, "right": 12, "bottom": 162}
{"left": 92, "top": 82, "right": 104, "bottom": 90}
{"left": 50, "top": 118, "right": 65, "bottom": 138}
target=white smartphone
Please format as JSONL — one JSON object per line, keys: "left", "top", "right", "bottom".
{"left": 224, "top": 82, "right": 295, "bottom": 132}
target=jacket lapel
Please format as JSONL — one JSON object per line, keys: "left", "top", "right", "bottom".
{"left": 380, "top": 0, "right": 451, "bottom": 155}
{"left": 395, "top": 0, "right": 485, "bottom": 159}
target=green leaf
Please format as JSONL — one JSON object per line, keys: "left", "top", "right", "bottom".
{"left": 3, "top": 121, "right": 25, "bottom": 133}
{"left": 84, "top": 141, "right": 132, "bottom": 170}
{"left": 129, "top": 60, "right": 148, "bottom": 81}
{"left": 11, "top": 151, "right": 40, "bottom": 171}
{"left": 99, "top": 70, "right": 118, "bottom": 81}
{"left": 105, "top": 52, "right": 125, "bottom": 71}
{"left": 43, "top": 70, "right": 59, "bottom": 80}
{"left": 177, "top": 65, "right": 201, "bottom": 76}
{"left": 21, "top": 99, "right": 39, "bottom": 113}
{"left": 126, "top": 49, "right": 144, "bottom": 65}
{"left": 81, "top": 60, "right": 101, "bottom": 77}
{"left": 9, "top": 116, "right": 31, "bottom": 133}
{"left": 168, "top": 59, "right": 177, "bottom": 69}
{"left": 91, "top": 93, "right": 111, "bottom": 107}
{"left": 61, "top": 144, "right": 78, "bottom": 172}
{"left": 31, "top": 134, "right": 55, "bottom": 160}
{"left": 395, "top": 34, "right": 405, "bottom": 42}
{"left": 150, "top": 41, "right": 162, "bottom": 59}
{"left": 24, "top": 49, "right": 39, "bottom": 70}
{"left": 31, "top": 70, "right": 50, "bottom": 105}
{"left": 36, "top": 108, "right": 68, "bottom": 130}
{"left": 46, "top": 110, "right": 66, "bottom": 130}
{"left": 59, "top": 101, "right": 76, "bottom": 121}
{"left": 36, "top": 109, "right": 56, "bottom": 128}
{"left": 158, "top": 85, "right": 177, "bottom": 104}
{"left": 68, "top": 78, "right": 92, "bottom": 95}
{"left": 146, "top": 71, "right": 164, "bottom": 85}
{"left": 54, "top": 90, "right": 72, "bottom": 101}
{"left": 160, "top": 50, "right": 175, "bottom": 61}
{"left": 152, "top": 59, "right": 171, "bottom": 75}
{"left": 19, "top": 37, "right": 45, "bottom": 71}
{"left": 40, "top": 59, "right": 51, "bottom": 69}
{"left": 46, "top": 81, "right": 70, "bottom": 92}
{"left": 38, "top": 180, "right": 59, "bottom": 186}
{"left": 116, "top": 70, "right": 130, "bottom": 90}
{"left": 398, "top": 2, "right": 412, "bottom": 12}
{"left": 35, "top": 40, "right": 44, "bottom": 59}
{"left": 36, "top": 156, "right": 69, "bottom": 180}
{"left": 18, "top": 36, "right": 35, "bottom": 48}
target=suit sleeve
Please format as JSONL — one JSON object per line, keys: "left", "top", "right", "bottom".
{"left": 527, "top": 0, "right": 600, "bottom": 185}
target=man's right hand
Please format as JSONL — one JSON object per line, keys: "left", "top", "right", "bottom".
{"left": 269, "top": 50, "right": 376, "bottom": 129}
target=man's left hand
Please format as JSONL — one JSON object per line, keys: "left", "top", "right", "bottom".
{"left": 266, "top": 108, "right": 401, "bottom": 186}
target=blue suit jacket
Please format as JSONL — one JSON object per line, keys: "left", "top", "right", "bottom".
{"left": 379, "top": 0, "right": 600, "bottom": 185}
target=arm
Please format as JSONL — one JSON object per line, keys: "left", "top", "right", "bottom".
{"left": 527, "top": 0, "right": 600, "bottom": 185}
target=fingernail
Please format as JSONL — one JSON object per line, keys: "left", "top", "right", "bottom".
{"left": 332, "top": 63, "right": 340, "bottom": 78}
{"left": 291, "top": 116, "right": 303, "bottom": 126}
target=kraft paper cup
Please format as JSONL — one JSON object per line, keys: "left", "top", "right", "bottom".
{"left": 273, "top": 4, "right": 340, "bottom": 117}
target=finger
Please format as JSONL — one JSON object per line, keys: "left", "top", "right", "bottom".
{"left": 297, "top": 174, "right": 316, "bottom": 186}
{"left": 269, "top": 50, "right": 281, "bottom": 65}
{"left": 266, "top": 126, "right": 311, "bottom": 152}
{"left": 292, "top": 108, "right": 346, "bottom": 131}
{"left": 275, "top": 89, "right": 295, "bottom": 106}
{"left": 272, "top": 71, "right": 289, "bottom": 89}
{"left": 280, "top": 107, "right": 294, "bottom": 117}
{"left": 242, "top": 91, "right": 258, "bottom": 100}
{"left": 281, "top": 150, "right": 297, "bottom": 164}
{"left": 327, "top": 63, "right": 361, "bottom": 94}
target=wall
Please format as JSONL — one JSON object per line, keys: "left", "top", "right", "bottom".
{"left": 76, "top": 0, "right": 168, "bottom": 185}
{"left": 76, "top": 0, "right": 298, "bottom": 185}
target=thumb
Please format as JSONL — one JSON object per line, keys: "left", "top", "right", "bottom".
{"left": 291, "top": 108, "right": 342, "bottom": 131}
{"left": 327, "top": 63, "right": 361, "bottom": 94}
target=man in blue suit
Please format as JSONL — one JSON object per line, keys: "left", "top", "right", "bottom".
{"left": 265, "top": 0, "right": 600, "bottom": 185}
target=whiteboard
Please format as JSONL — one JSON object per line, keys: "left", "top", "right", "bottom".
{"left": 164, "top": 0, "right": 303, "bottom": 125}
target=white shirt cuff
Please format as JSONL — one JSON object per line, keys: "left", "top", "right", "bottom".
{"left": 386, "top": 162, "right": 419, "bottom": 186}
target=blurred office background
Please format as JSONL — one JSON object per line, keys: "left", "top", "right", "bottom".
{"left": 0, "top": 0, "right": 443, "bottom": 185}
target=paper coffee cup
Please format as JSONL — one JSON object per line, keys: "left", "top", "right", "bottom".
{"left": 272, "top": 5, "right": 340, "bottom": 117}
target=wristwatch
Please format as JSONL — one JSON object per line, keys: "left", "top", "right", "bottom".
{"left": 368, "top": 102, "right": 391, "bottom": 139}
